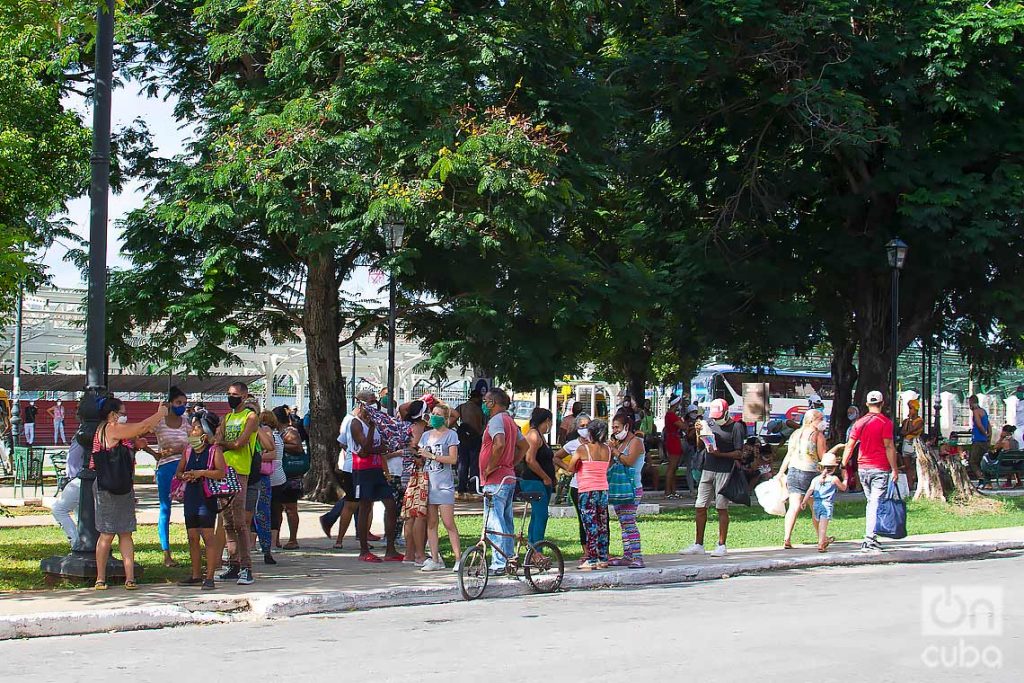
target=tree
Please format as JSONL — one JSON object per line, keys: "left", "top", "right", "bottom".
{"left": 107, "top": 0, "right": 582, "bottom": 500}
{"left": 0, "top": 0, "right": 92, "bottom": 319}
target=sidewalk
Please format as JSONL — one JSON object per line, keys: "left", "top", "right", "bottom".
{"left": 2, "top": 525, "right": 1022, "bottom": 640}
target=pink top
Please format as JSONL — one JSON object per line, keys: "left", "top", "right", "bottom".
{"left": 153, "top": 418, "right": 190, "bottom": 466}
{"left": 576, "top": 445, "right": 609, "bottom": 493}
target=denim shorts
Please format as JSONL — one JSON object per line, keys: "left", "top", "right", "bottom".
{"left": 813, "top": 501, "right": 834, "bottom": 520}
{"left": 786, "top": 469, "right": 817, "bottom": 495}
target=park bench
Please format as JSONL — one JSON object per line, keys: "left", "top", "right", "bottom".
{"left": 49, "top": 450, "right": 70, "bottom": 491}
{"left": 981, "top": 449, "right": 1024, "bottom": 487}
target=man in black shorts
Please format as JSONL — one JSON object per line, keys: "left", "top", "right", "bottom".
{"left": 349, "top": 391, "right": 404, "bottom": 563}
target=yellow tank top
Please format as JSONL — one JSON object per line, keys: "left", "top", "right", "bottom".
{"left": 223, "top": 409, "right": 256, "bottom": 475}
{"left": 788, "top": 426, "right": 820, "bottom": 472}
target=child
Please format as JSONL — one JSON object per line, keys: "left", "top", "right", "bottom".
{"left": 801, "top": 451, "right": 847, "bottom": 552}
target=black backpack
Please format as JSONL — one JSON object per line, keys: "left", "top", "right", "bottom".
{"left": 95, "top": 430, "right": 135, "bottom": 495}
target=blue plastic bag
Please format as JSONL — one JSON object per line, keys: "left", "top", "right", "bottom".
{"left": 874, "top": 480, "right": 908, "bottom": 539}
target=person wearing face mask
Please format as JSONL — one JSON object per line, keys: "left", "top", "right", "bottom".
{"left": 553, "top": 413, "right": 594, "bottom": 549}
{"left": 214, "top": 381, "right": 260, "bottom": 585}
{"left": 48, "top": 398, "right": 67, "bottom": 444}
{"left": 521, "top": 408, "right": 566, "bottom": 554}
{"left": 608, "top": 414, "right": 647, "bottom": 568}
{"left": 778, "top": 408, "right": 828, "bottom": 549}
{"left": 418, "top": 403, "right": 462, "bottom": 571}
{"left": 662, "top": 396, "right": 686, "bottom": 499}
{"left": 679, "top": 398, "right": 746, "bottom": 557}
{"left": 142, "top": 386, "right": 190, "bottom": 567}
{"left": 843, "top": 406, "right": 861, "bottom": 492}
{"left": 92, "top": 397, "right": 168, "bottom": 590}
{"left": 175, "top": 412, "right": 226, "bottom": 589}
{"left": 22, "top": 400, "right": 37, "bottom": 445}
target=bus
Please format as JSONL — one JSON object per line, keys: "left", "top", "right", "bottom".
{"left": 690, "top": 364, "right": 835, "bottom": 425}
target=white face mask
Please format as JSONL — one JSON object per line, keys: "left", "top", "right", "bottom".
{"left": 815, "top": 421, "right": 827, "bottom": 432}
{"left": 577, "top": 428, "right": 590, "bottom": 440}
{"left": 614, "top": 428, "right": 629, "bottom": 441}
{"left": 117, "top": 415, "right": 128, "bottom": 424}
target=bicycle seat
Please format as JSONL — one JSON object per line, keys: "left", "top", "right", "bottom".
{"left": 517, "top": 490, "right": 544, "bottom": 503}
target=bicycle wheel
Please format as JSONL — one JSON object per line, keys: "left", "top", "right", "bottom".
{"left": 523, "top": 540, "right": 564, "bottom": 594}
{"left": 457, "top": 545, "right": 489, "bottom": 600}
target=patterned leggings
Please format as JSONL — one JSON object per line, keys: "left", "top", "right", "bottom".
{"left": 579, "top": 490, "right": 610, "bottom": 563}
{"left": 613, "top": 487, "right": 644, "bottom": 561}
{"left": 253, "top": 474, "right": 272, "bottom": 553}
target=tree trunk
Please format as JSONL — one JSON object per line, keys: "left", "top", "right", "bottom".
{"left": 854, "top": 334, "right": 893, "bottom": 415}
{"left": 944, "top": 456, "right": 977, "bottom": 505}
{"left": 913, "top": 441, "right": 945, "bottom": 502}
{"left": 826, "top": 318, "right": 858, "bottom": 446}
{"left": 302, "top": 252, "right": 346, "bottom": 502}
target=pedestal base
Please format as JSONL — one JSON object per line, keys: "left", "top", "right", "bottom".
{"left": 40, "top": 551, "right": 144, "bottom": 585}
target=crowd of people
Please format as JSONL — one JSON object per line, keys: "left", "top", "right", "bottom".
{"left": 39, "top": 379, "right": 1024, "bottom": 590}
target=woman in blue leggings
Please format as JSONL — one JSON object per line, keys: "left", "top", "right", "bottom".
{"left": 148, "top": 386, "right": 191, "bottom": 567}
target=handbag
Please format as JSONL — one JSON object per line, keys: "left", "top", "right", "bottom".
{"left": 201, "top": 446, "right": 242, "bottom": 498}
{"left": 754, "top": 475, "right": 787, "bottom": 516}
{"left": 170, "top": 475, "right": 186, "bottom": 503}
{"left": 93, "top": 428, "right": 135, "bottom": 495}
{"left": 874, "top": 479, "right": 908, "bottom": 539}
{"left": 608, "top": 459, "right": 635, "bottom": 505}
{"left": 282, "top": 449, "right": 310, "bottom": 477}
{"left": 401, "top": 467, "right": 429, "bottom": 519}
{"left": 717, "top": 462, "right": 751, "bottom": 506}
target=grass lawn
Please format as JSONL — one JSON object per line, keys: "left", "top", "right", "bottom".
{"left": 2, "top": 497, "right": 1023, "bottom": 592}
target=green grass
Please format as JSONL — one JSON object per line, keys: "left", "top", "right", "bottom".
{"left": 4, "top": 506, "right": 53, "bottom": 517}
{"left": 3, "top": 497, "right": 1023, "bottom": 592}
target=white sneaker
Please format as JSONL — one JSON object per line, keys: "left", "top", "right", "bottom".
{"left": 711, "top": 544, "right": 727, "bottom": 557}
{"left": 678, "top": 543, "right": 706, "bottom": 555}
{"left": 452, "top": 560, "right": 461, "bottom": 572}
{"left": 421, "top": 558, "right": 446, "bottom": 572}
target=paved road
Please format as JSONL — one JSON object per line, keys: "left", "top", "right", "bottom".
{"left": 2, "top": 555, "right": 1020, "bottom": 682}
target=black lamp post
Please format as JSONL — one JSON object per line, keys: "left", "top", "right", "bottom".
{"left": 385, "top": 221, "right": 405, "bottom": 416}
{"left": 887, "top": 237, "right": 908, "bottom": 438}
{"left": 40, "top": 0, "right": 135, "bottom": 583}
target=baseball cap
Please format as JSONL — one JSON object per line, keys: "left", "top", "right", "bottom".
{"left": 866, "top": 390, "right": 884, "bottom": 405}
{"left": 708, "top": 398, "right": 729, "bottom": 420}
{"left": 668, "top": 395, "right": 683, "bottom": 408}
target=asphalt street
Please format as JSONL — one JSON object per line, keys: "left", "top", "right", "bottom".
{"left": 1, "top": 554, "right": 1021, "bottom": 683}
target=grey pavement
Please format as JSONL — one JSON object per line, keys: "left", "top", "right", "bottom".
{"left": 0, "top": 554, "right": 1019, "bottom": 682}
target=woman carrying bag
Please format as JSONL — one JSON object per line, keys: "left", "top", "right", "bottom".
{"left": 608, "top": 414, "right": 646, "bottom": 568}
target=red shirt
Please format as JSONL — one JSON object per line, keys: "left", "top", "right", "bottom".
{"left": 663, "top": 412, "right": 683, "bottom": 455}
{"left": 850, "top": 413, "right": 894, "bottom": 471}
{"left": 479, "top": 413, "right": 518, "bottom": 486}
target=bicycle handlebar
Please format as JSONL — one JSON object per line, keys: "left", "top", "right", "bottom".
{"left": 469, "top": 475, "right": 518, "bottom": 494}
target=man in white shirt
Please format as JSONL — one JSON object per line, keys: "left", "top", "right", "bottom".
{"left": 1015, "top": 385, "right": 1024, "bottom": 431}
{"left": 318, "top": 412, "right": 366, "bottom": 547}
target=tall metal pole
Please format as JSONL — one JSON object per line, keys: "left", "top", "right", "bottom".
{"left": 350, "top": 340, "right": 357, "bottom": 409}
{"left": 934, "top": 346, "right": 943, "bottom": 438}
{"left": 41, "top": 0, "right": 128, "bottom": 583}
{"left": 386, "top": 275, "right": 397, "bottom": 416}
{"left": 891, "top": 267, "right": 900, "bottom": 439}
{"left": 9, "top": 286, "right": 23, "bottom": 447}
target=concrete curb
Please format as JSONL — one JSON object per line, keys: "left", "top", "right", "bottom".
{"left": 3, "top": 540, "right": 1022, "bottom": 639}
{"left": 0, "top": 605, "right": 232, "bottom": 641}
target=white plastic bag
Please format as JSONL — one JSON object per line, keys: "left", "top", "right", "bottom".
{"left": 755, "top": 476, "right": 787, "bottom": 516}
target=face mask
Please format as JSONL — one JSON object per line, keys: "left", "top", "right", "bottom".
{"left": 577, "top": 428, "right": 590, "bottom": 440}
{"left": 429, "top": 415, "right": 446, "bottom": 429}
{"left": 614, "top": 429, "right": 628, "bottom": 441}
{"left": 847, "top": 412, "right": 858, "bottom": 421}
{"left": 117, "top": 415, "right": 128, "bottom": 424}
{"left": 227, "top": 395, "right": 243, "bottom": 410}
{"left": 187, "top": 436, "right": 205, "bottom": 450}
{"left": 172, "top": 405, "right": 187, "bottom": 417}
{"left": 816, "top": 421, "right": 827, "bottom": 432}
{"left": 482, "top": 403, "right": 491, "bottom": 418}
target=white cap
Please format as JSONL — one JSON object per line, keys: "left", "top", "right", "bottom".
{"left": 808, "top": 393, "right": 823, "bottom": 406}
{"left": 669, "top": 396, "right": 683, "bottom": 407}
{"left": 866, "top": 390, "right": 884, "bottom": 405}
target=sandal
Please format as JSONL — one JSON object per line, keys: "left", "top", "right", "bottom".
{"left": 124, "top": 581, "right": 138, "bottom": 591}
{"left": 333, "top": 542, "right": 345, "bottom": 549}
{"left": 283, "top": 542, "right": 299, "bottom": 550}
{"left": 783, "top": 541, "right": 794, "bottom": 550}
{"left": 93, "top": 580, "right": 108, "bottom": 591}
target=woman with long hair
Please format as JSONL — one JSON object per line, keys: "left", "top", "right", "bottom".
{"left": 608, "top": 414, "right": 646, "bottom": 568}
{"left": 520, "top": 408, "right": 565, "bottom": 552}
{"left": 418, "top": 403, "right": 462, "bottom": 571}
{"left": 93, "top": 398, "right": 167, "bottom": 589}
{"left": 779, "top": 409, "right": 828, "bottom": 549}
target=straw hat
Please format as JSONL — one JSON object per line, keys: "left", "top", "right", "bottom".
{"left": 819, "top": 452, "right": 840, "bottom": 468}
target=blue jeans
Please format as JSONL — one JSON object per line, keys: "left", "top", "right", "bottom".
{"left": 483, "top": 483, "right": 515, "bottom": 569}
{"left": 519, "top": 479, "right": 551, "bottom": 546}
{"left": 156, "top": 459, "right": 178, "bottom": 552}
{"left": 859, "top": 468, "right": 891, "bottom": 541}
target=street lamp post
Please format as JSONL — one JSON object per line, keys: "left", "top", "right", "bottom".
{"left": 886, "top": 238, "right": 908, "bottom": 439}
{"left": 40, "top": 0, "right": 132, "bottom": 583}
{"left": 10, "top": 285, "right": 23, "bottom": 448}
{"left": 385, "top": 221, "right": 406, "bottom": 416}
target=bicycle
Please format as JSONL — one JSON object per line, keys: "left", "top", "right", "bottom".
{"left": 457, "top": 475, "right": 565, "bottom": 600}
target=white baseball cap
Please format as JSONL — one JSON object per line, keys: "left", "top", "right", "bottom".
{"left": 866, "top": 390, "right": 884, "bottom": 405}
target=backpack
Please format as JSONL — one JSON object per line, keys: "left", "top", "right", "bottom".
{"left": 93, "top": 427, "right": 135, "bottom": 495}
